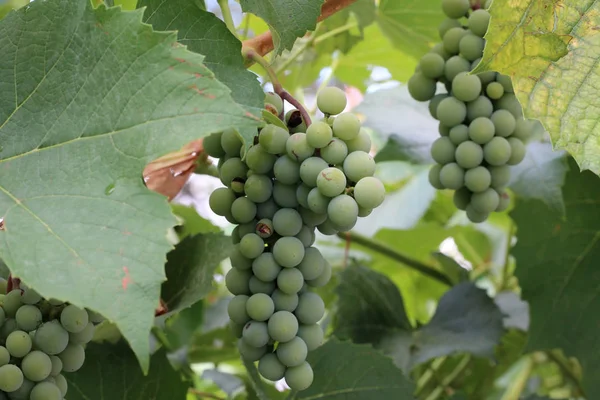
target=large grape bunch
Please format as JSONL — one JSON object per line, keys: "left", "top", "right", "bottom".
{"left": 206, "top": 87, "right": 385, "bottom": 390}
{"left": 408, "top": 0, "right": 542, "bottom": 223}
{"left": 0, "top": 279, "right": 103, "bottom": 399}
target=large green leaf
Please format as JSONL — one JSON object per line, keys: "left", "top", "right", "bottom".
{"left": 474, "top": 0, "right": 600, "bottom": 176}
{"left": 0, "top": 0, "right": 259, "bottom": 371}
{"left": 0, "top": 0, "right": 27, "bottom": 19}
{"left": 240, "top": 0, "right": 324, "bottom": 55}
{"left": 140, "top": 0, "right": 264, "bottom": 114}
{"left": 512, "top": 157, "right": 600, "bottom": 397}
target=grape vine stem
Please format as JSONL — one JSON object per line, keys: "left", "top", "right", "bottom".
{"left": 336, "top": 232, "right": 453, "bottom": 286}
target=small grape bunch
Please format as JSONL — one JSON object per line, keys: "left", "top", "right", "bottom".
{"left": 0, "top": 280, "right": 103, "bottom": 399}
{"left": 205, "top": 87, "right": 385, "bottom": 391}
{"left": 407, "top": 0, "right": 542, "bottom": 222}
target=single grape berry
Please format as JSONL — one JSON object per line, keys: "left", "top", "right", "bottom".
{"left": 306, "top": 121, "right": 333, "bottom": 149}
{"left": 60, "top": 304, "right": 89, "bottom": 334}
{"left": 442, "top": 0, "right": 469, "bottom": 18}
{"left": 285, "top": 361, "right": 314, "bottom": 391}
{"left": 317, "top": 87, "right": 347, "bottom": 115}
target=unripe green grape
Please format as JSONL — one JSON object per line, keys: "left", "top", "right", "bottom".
{"left": 22, "top": 351, "right": 52, "bottom": 381}
{"left": 300, "top": 157, "right": 329, "bottom": 187}
{"left": 49, "top": 356, "right": 62, "bottom": 377}
{"left": 68, "top": 321, "right": 95, "bottom": 345}
{"left": 442, "top": 0, "right": 469, "bottom": 18}
{"left": 444, "top": 55, "right": 470, "bottom": 81}
{"left": 239, "top": 233, "right": 264, "bottom": 259}
{"left": 407, "top": 72, "right": 437, "bottom": 102}
{"left": 258, "top": 353, "right": 286, "bottom": 381}
{"left": 221, "top": 128, "right": 243, "bottom": 157}
{"left": 273, "top": 155, "right": 300, "bottom": 184}
{"left": 209, "top": 188, "right": 236, "bottom": 217}
{"left": 346, "top": 128, "right": 372, "bottom": 153}
{"left": 466, "top": 203, "right": 489, "bottom": 223}
{"left": 466, "top": 96, "right": 493, "bottom": 120}
{"left": 6, "top": 330, "right": 31, "bottom": 357}
{"left": 469, "top": 9, "right": 490, "bottom": 37}
{"left": 286, "top": 133, "right": 314, "bottom": 163}
{"left": 438, "top": 123, "right": 450, "bottom": 136}
{"left": 15, "top": 304, "right": 42, "bottom": 332}
{"left": 0, "top": 364, "right": 23, "bottom": 392}
{"left": 277, "top": 337, "right": 307, "bottom": 367}
{"left": 246, "top": 294, "right": 274, "bottom": 322}
{"left": 273, "top": 182, "right": 300, "bottom": 208}
{"left": 452, "top": 72, "right": 482, "bottom": 102}
{"left": 295, "top": 293, "right": 325, "bottom": 325}
{"left": 483, "top": 137, "right": 512, "bottom": 165}
{"left": 30, "top": 381, "right": 62, "bottom": 400}
{"left": 277, "top": 268, "right": 305, "bottom": 295}
{"left": 230, "top": 321, "right": 244, "bottom": 338}
{"left": 259, "top": 124, "right": 289, "bottom": 155}
{"left": 486, "top": 82, "right": 504, "bottom": 99}
{"left": 496, "top": 74, "right": 514, "bottom": 93}
{"left": 471, "top": 58, "right": 496, "bottom": 84}
{"left": 231, "top": 244, "right": 253, "bottom": 270}
{"left": 273, "top": 208, "right": 303, "bottom": 237}
{"left": 225, "top": 268, "right": 251, "bottom": 295}
{"left": 242, "top": 321, "right": 270, "bottom": 348}
{"left": 317, "top": 87, "right": 347, "bottom": 115}
{"left": 327, "top": 195, "right": 358, "bottom": 231}
{"left": 295, "top": 225, "right": 316, "bottom": 247}
{"left": 358, "top": 206, "right": 372, "bottom": 217}
{"left": 306, "top": 121, "right": 333, "bottom": 148}
{"left": 203, "top": 132, "right": 226, "bottom": 158}
{"left": 436, "top": 97, "right": 467, "bottom": 127}
{"left": 307, "top": 187, "right": 330, "bottom": 214}
{"left": 298, "top": 207, "right": 327, "bottom": 228}
{"left": 3, "top": 290, "right": 23, "bottom": 318}
{"left": 272, "top": 290, "right": 299, "bottom": 312}
{"left": 316, "top": 219, "right": 337, "bottom": 235}
{"left": 0, "top": 346, "right": 9, "bottom": 366}
{"left": 443, "top": 27, "right": 468, "bottom": 54}
{"left": 219, "top": 158, "right": 248, "bottom": 187}
{"left": 496, "top": 191, "right": 511, "bottom": 212}
{"left": 507, "top": 137, "right": 526, "bottom": 165}
{"left": 464, "top": 166, "right": 492, "bottom": 192}
{"left": 353, "top": 177, "right": 386, "bottom": 209}
{"left": 257, "top": 198, "right": 279, "bottom": 220}
{"left": 431, "top": 42, "right": 452, "bottom": 60}
{"left": 297, "top": 324, "right": 324, "bottom": 351}
{"left": 512, "top": 118, "right": 534, "bottom": 141}
{"left": 453, "top": 187, "right": 472, "bottom": 210}
{"left": 246, "top": 144, "right": 276, "bottom": 174}
{"left": 429, "top": 94, "right": 449, "bottom": 120}
{"left": 265, "top": 92, "right": 283, "bottom": 115}
{"left": 286, "top": 109, "right": 308, "bottom": 133}
{"left": 332, "top": 113, "right": 361, "bottom": 140}
{"left": 20, "top": 286, "right": 41, "bottom": 305}
{"left": 252, "top": 253, "right": 281, "bottom": 283}
{"left": 297, "top": 247, "right": 325, "bottom": 281}
{"left": 60, "top": 305, "right": 88, "bottom": 334}
{"left": 438, "top": 18, "right": 462, "bottom": 39}
{"left": 471, "top": 188, "right": 500, "bottom": 213}
{"left": 459, "top": 33, "right": 485, "bottom": 61}
{"left": 34, "top": 321, "right": 68, "bottom": 355}
{"left": 249, "top": 276, "right": 276, "bottom": 295}
{"left": 320, "top": 138, "right": 348, "bottom": 165}
{"left": 491, "top": 109, "right": 516, "bottom": 137}
{"left": 54, "top": 374, "right": 67, "bottom": 397}
{"left": 455, "top": 140, "right": 483, "bottom": 169}
{"left": 273, "top": 237, "right": 305, "bottom": 268}
{"left": 268, "top": 311, "right": 299, "bottom": 343}
{"left": 449, "top": 124, "right": 469, "bottom": 145}
{"left": 238, "top": 339, "right": 266, "bottom": 361}
{"left": 296, "top": 184, "right": 311, "bottom": 209}
{"left": 428, "top": 164, "right": 444, "bottom": 190}
{"left": 245, "top": 175, "right": 272, "bottom": 204}
{"left": 468, "top": 117, "right": 495, "bottom": 144}
{"left": 343, "top": 151, "right": 376, "bottom": 182}
{"left": 228, "top": 295, "right": 250, "bottom": 325}
{"left": 439, "top": 163, "right": 465, "bottom": 190}
{"left": 316, "top": 167, "right": 347, "bottom": 197}
{"left": 496, "top": 93, "right": 523, "bottom": 118}
{"left": 420, "top": 53, "right": 446, "bottom": 79}
{"left": 0, "top": 319, "right": 17, "bottom": 343}
{"left": 306, "top": 261, "right": 332, "bottom": 288}
{"left": 8, "top": 377, "right": 35, "bottom": 399}
{"left": 285, "top": 361, "right": 314, "bottom": 391}
{"left": 431, "top": 137, "right": 456, "bottom": 165}
{"left": 230, "top": 179, "right": 245, "bottom": 195}
{"left": 489, "top": 165, "right": 511, "bottom": 189}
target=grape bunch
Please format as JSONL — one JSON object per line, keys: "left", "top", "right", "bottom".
{"left": 0, "top": 281, "right": 103, "bottom": 399}
{"left": 408, "top": 0, "right": 540, "bottom": 222}
{"left": 206, "top": 87, "right": 385, "bottom": 390}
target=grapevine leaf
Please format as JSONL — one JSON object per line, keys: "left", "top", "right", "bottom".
{"left": 512, "top": 157, "right": 600, "bottom": 397}
{"left": 0, "top": 0, "right": 259, "bottom": 372}
{"left": 171, "top": 204, "right": 221, "bottom": 238}
{"left": 0, "top": 0, "right": 27, "bottom": 19}
{"left": 474, "top": 0, "right": 600, "bottom": 175}
{"left": 293, "top": 339, "right": 415, "bottom": 399}
{"left": 140, "top": 0, "right": 264, "bottom": 115}
{"left": 239, "top": 0, "right": 325, "bottom": 55}
{"left": 66, "top": 343, "right": 189, "bottom": 399}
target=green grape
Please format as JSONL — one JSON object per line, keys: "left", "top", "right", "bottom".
{"left": 273, "top": 237, "right": 305, "bottom": 268}
{"left": 343, "top": 151, "right": 376, "bottom": 182}
{"left": 230, "top": 180, "right": 245, "bottom": 195}
{"left": 273, "top": 182, "right": 300, "bottom": 208}
{"left": 327, "top": 195, "right": 358, "bottom": 231}
{"left": 431, "top": 42, "right": 451, "bottom": 60}
{"left": 230, "top": 321, "right": 244, "bottom": 338}
{"left": 256, "top": 218, "right": 274, "bottom": 239}
{"left": 3, "top": 290, "right": 23, "bottom": 318}
{"left": 221, "top": 128, "right": 243, "bottom": 157}
{"left": 272, "top": 290, "right": 299, "bottom": 312}
{"left": 429, "top": 94, "right": 450, "bottom": 120}
{"left": 496, "top": 93, "right": 523, "bottom": 118}
{"left": 242, "top": 321, "right": 270, "bottom": 347}
{"left": 231, "top": 244, "right": 253, "bottom": 270}
{"left": 320, "top": 138, "right": 348, "bottom": 165}
{"left": 30, "top": 381, "right": 61, "bottom": 400}
{"left": 20, "top": 287, "right": 41, "bottom": 305}
{"left": 316, "top": 219, "right": 337, "bottom": 235}
{"left": 49, "top": 356, "right": 62, "bottom": 377}
{"left": 8, "top": 378, "right": 34, "bottom": 400}
{"left": 0, "top": 364, "right": 23, "bottom": 392}
{"left": 490, "top": 109, "right": 516, "bottom": 137}
{"left": 306, "top": 121, "right": 333, "bottom": 148}
{"left": 68, "top": 322, "right": 95, "bottom": 345}
{"left": 54, "top": 374, "right": 67, "bottom": 397}
{"left": 267, "top": 311, "right": 299, "bottom": 343}
{"left": 277, "top": 337, "right": 307, "bottom": 367}
{"left": 453, "top": 187, "right": 472, "bottom": 210}
{"left": 455, "top": 140, "right": 484, "bottom": 168}
{"left": 428, "top": 164, "right": 444, "bottom": 190}
{"left": 436, "top": 97, "right": 467, "bottom": 127}
{"left": 246, "top": 144, "right": 276, "bottom": 174}
{"left": 265, "top": 92, "right": 284, "bottom": 115}
{"left": 258, "top": 353, "right": 287, "bottom": 381}
{"left": 316, "top": 167, "right": 346, "bottom": 197}
{"left": 0, "top": 346, "right": 9, "bottom": 366}
{"left": 346, "top": 128, "right": 372, "bottom": 153}
{"left": 483, "top": 137, "right": 511, "bottom": 166}
{"left": 203, "top": 132, "right": 226, "bottom": 158}
{"left": 209, "top": 187, "right": 236, "bottom": 217}
{"left": 444, "top": 55, "right": 471, "bottom": 81}
{"left": 252, "top": 253, "right": 282, "bottom": 282}
{"left": 466, "top": 96, "right": 493, "bottom": 120}
{"left": 34, "top": 321, "right": 68, "bottom": 355}
{"left": 0, "top": 319, "right": 17, "bottom": 342}
{"left": 273, "top": 156, "right": 300, "bottom": 184}
{"left": 407, "top": 72, "right": 437, "bottom": 102}
{"left": 486, "top": 82, "right": 504, "bottom": 99}
{"left": 60, "top": 305, "right": 88, "bottom": 334}
{"left": 452, "top": 72, "right": 482, "bottom": 102}
{"left": 439, "top": 18, "right": 462, "bottom": 39}
{"left": 512, "top": 118, "right": 533, "bottom": 141}
{"left": 285, "top": 361, "right": 314, "bottom": 391}
{"left": 317, "top": 87, "right": 347, "bottom": 115}
{"left": 489, "top": 165, "right": 511, "bottom": 189}
{"left": 442, "top": 0, "right": 469, "bottom": 18}
{"left": 286, "top": 133, "right": 314, "bottom": 162}
{"left": 87, "top": 309, "right": 104, "bottom": 324}
{"left": 471, "top": 188, "right": 500, "bottom": 213}
{"left": 297, "top": 324, "right": 324, "bottom": 351}
{"left": 295, "top": 293, "right": 325, "bottom": 325}
{"left": 225, "top": 268, "right": 251, "bottom": 295}
{"left": 468, "top": 117, "right": 495, "bottom": 144}
{"left": 300, "top": 157, "right": 329, "bottom": 187}
{"left": 21, "top": 351, "right": 51, "bottom": 382}
{"left": 6, "top": 330, "right": 31, "bottom": 357}
{"left": 238, "top": 338, "right": 267, "bottom": 361}
{"left": 464, "top": 166, "right": 492, "bottom": 192}
{"left": 219, "top": 158, "right": 248, "bottom": 187}
{"left": 295, "top": 225, "right": 316, "bottom": 247}
{"left": 231, "top": 197, "right": 257, "bottom": 224}
{"left": 257, "top": 198, "right": 279, "bottom": 220}
{"left": 297, "top": 247, "right": 325, "bottom": 281}
{"left": 277, "top": 269, "right": 305, "bottom": 294}
{"left": 240, "top": 221, "right": 258, "bottom": 238}
{"left": 420, "top": 53, "right": 446, "bottom": 79}
{"left": 496, "top": 74, "right": 514, "bottom": 93}
{"left": 246, "top": 294, "right": 275, "bottom": 322}
{"left": 249, "top": 276, "right": 276, "bottom": 295}
{"left": 58, "top": 342, "right": 84, "bottom": 372}
{"left": 507, "top": 137, "right": 526, "bottom": 165}
{"left": 443, "top": 27, "right": 468, "bottom": 54}
{"left": 471, "top": 58, "right": 496, "bottom": 84}
{"left": 273, "top": 208, "right": 303, "bottom": 237}
{"left": 466, "top": 203, "right": 489, "bottom": 223}
{"left": 240, "top": 233, "right": 264, "bottom": 259}
{"left": 298, "top": 207, "right": 327, "bottom": 228}
{"left": 468, "top": 9, "right": 490, "bottom": 37}
{"left": 496, "top": 191, "right": 510, "bottom": 212}
{"left": 439, "top": 163, "right": 465, "bottom": 190}
{"left": 285, "top": 109, "right": 308, "bottom": 133}
{"left": 439, "top": 123, "right": 451, "bottom": 136}
{"left": 15, "top": 304, "right": 42, "bottom": 332}
{"left": 353, "top": 177, "right": 385, "bottom": 209}
{"left": 296, "top": 184, "right": 311, "bottom": 209}
{"left": 259, "top": 124, "right": 289, "bottom": 155}
{"left": 459, "top": 33, "right": 485, "bottom": 61}
{"left": 332, "top": 113, "right": 361, "bottom": 140}
{"left": 431, "top": 137, "right": 456, "bottom": 165}
{"left": 228, "top": 295, "right": 250, "bottom": 324}
{"left": 244, "top": 174, "right": 273, "bottom": 204}
{"left": 449, "top": 124, "right": 469, "bottom": 145}
{"left": 306, "top": 261, "right": 332, "bottom": 288}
